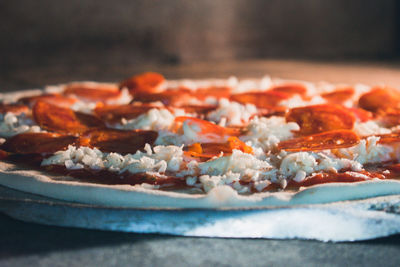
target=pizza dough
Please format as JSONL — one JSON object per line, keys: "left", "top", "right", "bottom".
{"left": 3, "top": 159, "right": 400, "bottom": 208}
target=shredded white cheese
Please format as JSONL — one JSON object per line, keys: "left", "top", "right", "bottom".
{"left": 42, "top": 144, "right": 185, "bottom": 176}
{"left": 279, "top": 95, "right": 326, "bottom": 108}
{"left": 241, "top": 116, "right": 300, "bottom": 151}
{"left": 232, "top": 76, "right": 272, "bottom": 93}
{"left": 70, "top": 101, "right": 97, "bottom": 114}
{"left": 339, "top": 136, "right": 394, "bottom": 165}
{"left": 195, "top": 150, "right": 272, "bottom": 192}
{"left": 353, "top": 121, "right": 391, "bottom": 137}
{"left": 119, "top": 108, "right": 178, "bottom": 131}
{"left": 278, "top": 151, "right": 363, "bottom": 183}
{"left": 0, "top": 112, "right": 43, "bottom": 138}
{"left": 207, "top": 99, "right": 257, "bottom": 126}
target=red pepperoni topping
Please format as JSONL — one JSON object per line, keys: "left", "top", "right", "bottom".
{"left": 133, "top": 88, "right": 194, "bottom": 106}
{"left": 134, "top": 86, "right": 231, "bottom": 107}
{"left": 358, "top": 86, "right": 400, "bottom": 112}
{"left": 230, "top": 91, "right": 291, "bottom": 108}
{"left": 0, "top": 103, "right": 29, "bottom": 115}
{"left": 346, "top": 107, "right": 373, "bottom": 122}
{"left": 270, "top": 83, "right": 307, "bottom": 97}
{"left": 2, "top": 132, "right": 77, "bottom": 154}
{"left": 79, "top": 128, "right": 157, "bottom": 155}
{"left": 33, "top": 101, "right": 104, "bottom": 134}
{"left": 190, "top": 86, "right": 232, "bottom": 100}
{"left": 286, "top": 104, "right": 356, "bottom": 135}
{"left": 63, "top": 83, "right": 121, "bottom": 102}
{"left": 278, "top": 130, "right": 360, "bottom": 152}
{"left": 179, "top": 104, "right": 218, "bottom": 115}
{"left": 385, "top": 163, "right": 400, "bottom": 176}
{"left": 375, "top": 132, "right": 400, "bottom": 144}
{"left": 173, "top": 116, "right": 241, "bottom": 143}
{"left": 375, "top": 108, "right": 400, "bottom": 127}
{"left": 19, "top": 93, "right": 77, "bottom": 108}
{"left": 322, "top": 87, "right": 355, "bottom": 104}
{"left": 120, "top": 72, "right": 165, "bottom": 95}
{"left": 0, "top": 149, "right": 8, "bottom": 160}
{"left": 185, "top": 137, "right": 252, "bottom": 160}
{"left": 94, "top": 103, "right": 160, "bottom": 123}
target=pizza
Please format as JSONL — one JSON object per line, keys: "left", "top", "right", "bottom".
{"left": 2, "top": 72, "right": 400, "bottom": 208}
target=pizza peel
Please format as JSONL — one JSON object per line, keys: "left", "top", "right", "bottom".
{"left": 2, "top": 185, "right": 400, "bottom": 242}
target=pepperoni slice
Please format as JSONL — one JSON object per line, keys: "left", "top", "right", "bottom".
{"left": 185, "top": 137, "right": 252, "bottom": 159}
{"left": 358, "top": 86, "right": 400, "bottom": 112}
{"left": 94, "top": 104, "right": 160, "bottom": 123}
{"left": 191, "top": 86, "right": 232, "bottom": 100}
{"left": 0, "top": 103, "right": 29, "bottom": 114}
{"left": 63, "top": 83, "right": 121, "bottom": 102}
{"left": 135, "top": 86, "right": 230, "bottom": 107}
{"left": 179, "top": 104, "right": 217, "bottom": 115}
{"left": 385, "top": 163, "right": 400, "bottom": 177}
{"left": 19, "top": 93, "right": 77, "bottom": 108}
{"left": 277, "top": 130, "right": 359, "bottom": 152}
{"left": 94, "top": 103, "right": 214, "bottom": 123}
{"left": 322, "top": 87, "right": 355, "bottom": 104}
{"left": 134, "top": 88, "right": 194, "bottom": 106}
{"left": 346, "top": 107, "right": 373, "bottom": 122}
{"left": 0, "top": 149, "right": 8, "bottom": 160}
{"left": 33, "top": 101, "right": 104, "bottom": 134}
{"left": 174, "top": 116, "right": 241, "bottom": 143}
{"left": 120, "top": 72, "right": 165, "bottom": 95}
{"left": 230, "top": 91, "right": 291, "bottom": 108}
{"left": 79, "top": 128, "right": 158, "bottom": 154}
{"left": 286, "top": 104, "right": 356, "bottom": 135}
{"left": 374, "top": 132, "right": 400, "bottom": 144}
{"left": 2, "top": 132, "right": 77, "bottom": 154}
{"left": 375, "top": 108, "right": 400, "bottom": 127}
{"left": 287, "top": 170, "right": 383, "bottom": 188}
{"left": 270, "top": 83, "right": 307, "bottom": 96}
{"left": 251, "top": 106, "right": 288, "bottom": 119}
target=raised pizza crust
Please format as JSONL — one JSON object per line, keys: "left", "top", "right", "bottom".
{"left": 2, "top": 160, "right": 400, "bottom": 208}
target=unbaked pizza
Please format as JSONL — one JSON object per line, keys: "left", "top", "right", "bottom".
{"left": 1, "top": 72, "right": 400, "bottom": 208}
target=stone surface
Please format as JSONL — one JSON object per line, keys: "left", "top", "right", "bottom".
{"left": 1, "top": 213, "right": 400, "bottom": 267}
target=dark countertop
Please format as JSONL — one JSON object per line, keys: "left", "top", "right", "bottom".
{"left": 2, "top": 60, "right": 400, "bottom": 266}
{"left": 1, "top": 213, "right": 400, "bottom": 267}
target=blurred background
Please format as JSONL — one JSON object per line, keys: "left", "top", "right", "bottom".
{"left": 1, "top": 0, "right": 400, "bottom": 90}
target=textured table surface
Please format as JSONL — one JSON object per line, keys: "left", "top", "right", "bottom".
{"left": 1, "top": 212, "right": 400, "bottom": 267}
{"left": 2, "top": 60, "right": 400, "bottom": 266}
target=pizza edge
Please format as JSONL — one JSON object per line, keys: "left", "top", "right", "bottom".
{"left": 2, "top": 160, "right": 400, "bottom": 209}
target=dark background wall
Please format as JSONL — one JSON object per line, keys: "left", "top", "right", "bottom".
{"left": 1, "top": 0, "right": 400, "bottom": 90}
{"left": 1, "top": 0, "right": 399, "bottom": 67}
